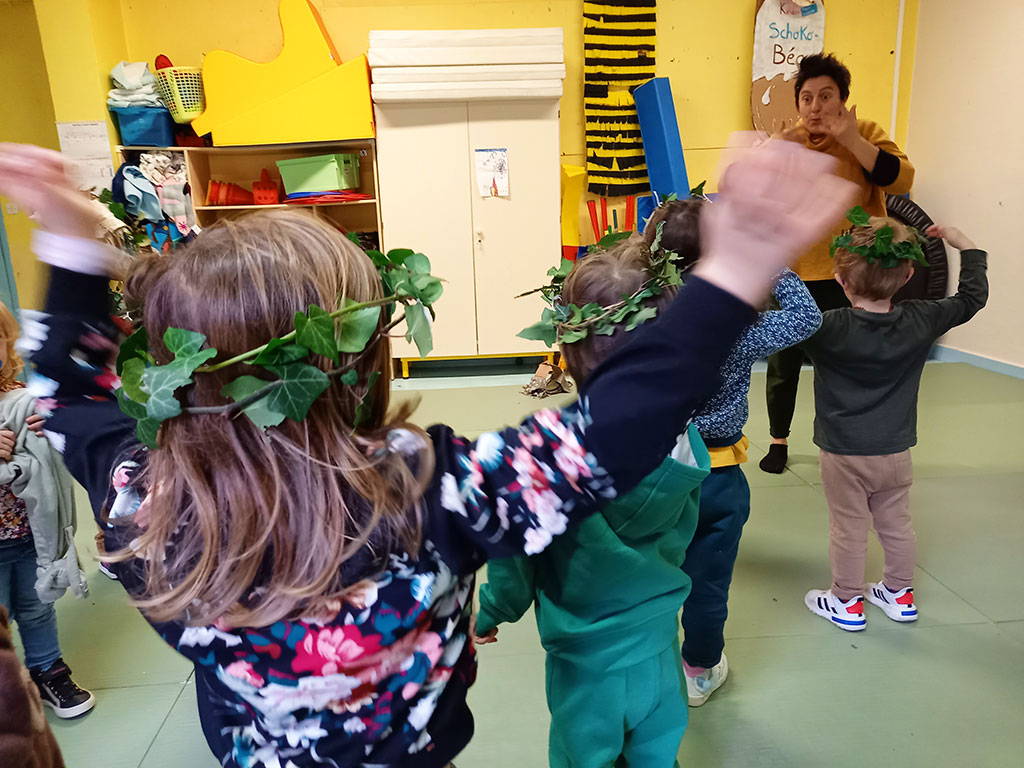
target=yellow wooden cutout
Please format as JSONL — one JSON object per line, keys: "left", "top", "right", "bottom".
{"left": 560, "top": 164, "right": 585, "bottom": 246}
{"left": 192, "top": 0, "right": 374, "bottom": 144}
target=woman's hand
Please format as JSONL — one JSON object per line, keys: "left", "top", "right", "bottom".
{"left": 926, "top": 225, "right": 977, "bottom": 252}
{"left": 694, "top": 134, "right": 858, "bottom": 307}
{"left": 0, "top": 144, "right": 99, "bottom": 239}
{"left": 823, "top": 104, "right": 861, "bottom": 148}
{"left": 0, "top": 430, "right": 15, "bottom": 462}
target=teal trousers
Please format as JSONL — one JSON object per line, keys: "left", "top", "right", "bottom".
{"left": 546, "top": 643, "right": 686, "bottom": 768}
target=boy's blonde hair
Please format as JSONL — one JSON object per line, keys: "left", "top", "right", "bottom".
{"left": 0, "top": 303, "right": 24, "bottom": 391}
{"left": 833, "top": 216, "right": 914, "bottom": 301}
{"left": 118, "top": 210, "right": 432, "bottom": 627}
{"left": 560, "top": 236, "right": 676, "bottom": 383}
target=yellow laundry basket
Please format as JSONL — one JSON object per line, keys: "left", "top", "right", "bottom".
{"left": 154, "top": 67, "right": 205, "bottom": 124}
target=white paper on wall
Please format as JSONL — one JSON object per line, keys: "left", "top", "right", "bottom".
{"left": 475, "top": 148, "right": 509, "bottom": 198}
{"left": 56, "top": 121, "right": 115, "bottom": 193}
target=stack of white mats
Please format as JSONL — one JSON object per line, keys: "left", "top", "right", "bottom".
{"left": 368, "top": 28, "right": 566, "bottom": 102}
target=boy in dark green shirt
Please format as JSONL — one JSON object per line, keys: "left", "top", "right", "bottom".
{"left": 474, "top": 239, "right": 711, "bottom": 768}
{"left": 803, "top": 213, "right": 988, "bottom": 631}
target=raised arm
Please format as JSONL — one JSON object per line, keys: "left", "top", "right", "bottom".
{"left": 0, "top": 146, "right": 139, "bottom": 517}
{"left": 744, "top": 269, "right": 822, "bottom": 360}
{"left": 917, "top": 225, "right": 989, "bottom": 336}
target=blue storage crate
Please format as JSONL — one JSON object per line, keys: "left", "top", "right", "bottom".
{"left": 110, "top": 107, "right": 175, "bottom": 147}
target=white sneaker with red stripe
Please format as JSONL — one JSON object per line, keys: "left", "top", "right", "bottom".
{"left": 867, "top": 582, "right": 918, "bottom": 622}
{"left": 804, "top": 589, "right": 867, "bottom": 631}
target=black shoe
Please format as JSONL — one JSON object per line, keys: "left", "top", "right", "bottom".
{"left": 759, "top": 443, "right": 788, "bottom": 474}
{"left": 31, "top": 659, "right": 96, "bottom": 718}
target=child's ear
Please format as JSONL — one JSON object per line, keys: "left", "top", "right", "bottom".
{"left": 903, "top": 266, "right": 915, "bottom": 286}
{"left": 834, "top": 274, "right": 846, "bottom": 288}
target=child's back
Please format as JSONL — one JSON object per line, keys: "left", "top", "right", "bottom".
{"left": 805, "top": 247, "right": 988, "bottom": 455}
{"left": 477, "top": 239, "right": 711, "bottom": 767}
{"left": 802, "top": 216, "right": 987, "bottom": 632}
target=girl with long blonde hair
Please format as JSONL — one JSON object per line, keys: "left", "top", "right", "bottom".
{"left": 0, "top": 140, "right": 853, "bottom": 767}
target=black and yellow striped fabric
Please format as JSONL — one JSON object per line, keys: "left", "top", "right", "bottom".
{"left": 583, "top": 0, "right": 656, "bottom": 197}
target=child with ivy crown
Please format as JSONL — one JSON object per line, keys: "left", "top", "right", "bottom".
{"left": 803, "top": 209, "right": 987, "bottom": 631}
{"left": 642, "top": 196, "right": 822, "bottom": 707}
{"left": 0, "top": 139, "right": 854, "bottom": 768}
{"left": 475, "top": 235, "right": 718, "bottom": 767}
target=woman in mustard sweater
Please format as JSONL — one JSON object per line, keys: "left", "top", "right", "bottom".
{"left": 760, "top": 53, "right": 915, "bottom": 474}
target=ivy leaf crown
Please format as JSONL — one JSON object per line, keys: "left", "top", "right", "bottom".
{"left": 115, "top": 237, "right": 444, "bottom": 449}
{"left": 829, "top": 206, "right": 929, "bottom": 269}
{"left": 517, "top": 184, "right": 708, "bottom": 348}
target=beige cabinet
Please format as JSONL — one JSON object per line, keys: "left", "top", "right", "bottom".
{"left": 370, "top": 27, "right": 565, "bottom": 361}
{"left": 375, "top": 98, "right": 560, "bottom": 359}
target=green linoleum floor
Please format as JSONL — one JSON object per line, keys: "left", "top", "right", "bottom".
{"left": 16, "top": 362, "right": 1024, "bottom": 767}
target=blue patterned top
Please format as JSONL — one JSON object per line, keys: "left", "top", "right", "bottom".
{"left": 694, "top": 270, "right": 821, "bottom": 442}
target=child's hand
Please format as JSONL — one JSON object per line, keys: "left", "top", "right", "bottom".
{"left": 695, "top": 134, "right": 858, "bottom": 307}
{"left": 0, "top": 430, "right": 15, "bottom": 461}
{"left": 0, "top": 144, "right": 99, "bottom": 239}
{"left": 26, "top": 414, "right": 46, "bottom": 437}
{"left": 926, "top": 225, "right": 977, "bottom": 252}
{"left": 474, "top": 627, "right": 499, "bottom": 645}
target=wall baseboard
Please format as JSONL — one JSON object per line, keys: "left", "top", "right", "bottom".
{"left": 930, "top": 345, "right": 1024, "bottom": 380}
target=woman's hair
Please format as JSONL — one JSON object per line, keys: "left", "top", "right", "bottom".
{"left": 119, "top": 210, "right": 433, "bottom": 627}
{"left": 642, "top": 198, "right": 705, "bottom": 272}
{"left": 794, "top": 53, "right": 852, "bottom": 106}
{"left": 832, "top": 216, "right": 914, "bottom": 301}
{"left": 560, "top": 235, "right": 676, "bottom": 384}
{"left": 0, "top": 302, "right": 24, "bottom": 391}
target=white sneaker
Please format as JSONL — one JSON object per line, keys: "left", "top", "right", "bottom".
{"left": 685, "top": 653, "right": 728, "bottom": 707}
{"left": 867, "top": 582, "right": 918, "bottom": 622}
{"left": 805, "top": 589, "right": 867, "bottom": 632}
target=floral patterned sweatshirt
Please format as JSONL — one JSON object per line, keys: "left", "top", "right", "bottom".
{"left": 20, "top": 232, "right": 754, "bottom": 768}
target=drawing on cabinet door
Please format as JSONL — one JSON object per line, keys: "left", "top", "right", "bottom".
{"left": 375, "top": 99, "right": 560, "bottom": 360}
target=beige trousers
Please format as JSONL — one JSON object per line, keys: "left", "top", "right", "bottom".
{"left": 819, "top": 450, "right": 916, "bottom": 602}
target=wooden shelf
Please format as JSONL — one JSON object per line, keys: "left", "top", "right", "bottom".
{"left": 195, "top": 200, "right": 377, "bottom": 211}
{"left": 118, "top": 141, "right": 383, "bottom": 235}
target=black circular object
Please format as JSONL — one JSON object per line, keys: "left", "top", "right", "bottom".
{"left": 886, "top": 194, "right": 949, "bottom": 302}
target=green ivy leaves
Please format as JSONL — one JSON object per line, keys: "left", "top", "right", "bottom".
{"left": 829, "top": 206, "right": 929, "bottom": 269}
{"left": 115, "top": 242, "right": 443, "bottom": 448}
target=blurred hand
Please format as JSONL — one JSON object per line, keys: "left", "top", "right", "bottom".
{"left": 823, "top": 104, "right": 861, "bottom": 148}
{"left": 694, "top": 133, "right": 858, "bottom": 306}
{"left": 0, "top": 143, "right": 99, "bottom": 239}
{"left": 925, "top": 225, "right": 977, "bottom": 252}
{"left": 0, "top": 429, "right": 15, "bottom": 461}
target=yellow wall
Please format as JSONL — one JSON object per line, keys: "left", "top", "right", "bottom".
{"left": 117, "top": 0, "right": 916, "bottom": 191}
{"left": 0, "top": 0, "right": 59, "bottom": 309}
{"left": 906, "top": 0, "right": 1023, "bottom": 366}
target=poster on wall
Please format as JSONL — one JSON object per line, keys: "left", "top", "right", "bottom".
{"left": 750, "top": 0, "right": 825, "bottom": 135}
{"left": 475, "top": 148, "right": 510, "bottom": 198}
{"left": 55, "top": 121, "right": 115, "bottom": 193}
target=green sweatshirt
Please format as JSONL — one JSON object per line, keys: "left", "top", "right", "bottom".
{"left": 803, "top": 249, "right": 988, "bottom": 455}
{"left": 476, "top": 425, "right": 710, "bottom": 671}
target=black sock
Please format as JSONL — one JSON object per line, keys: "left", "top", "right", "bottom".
{"left": 759, "top": 443, "right": 788, "bottom": 474}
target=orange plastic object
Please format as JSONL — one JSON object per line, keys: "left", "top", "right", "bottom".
{"left": 586, "top": 200, "right": 601, "bottom": 242}
{"left": 190, "top": 0, "right": 374, "bottom": 145}
{"left": 252, "top": 169, "right": 280, "bottom": 205}
{"left": 206, "top": 180, "right": 254, "bottom": 206}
